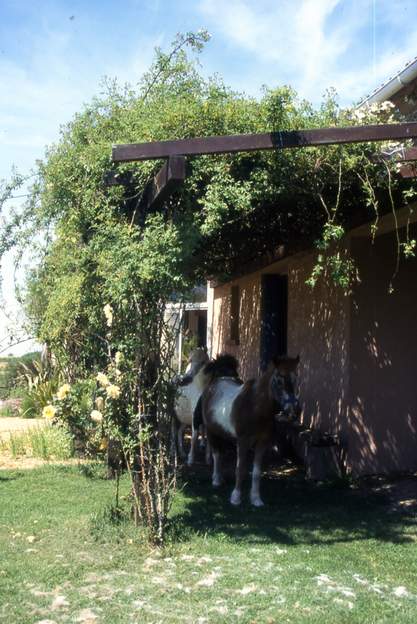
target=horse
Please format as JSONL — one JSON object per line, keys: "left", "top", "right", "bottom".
{"left": 196, "top": 355, "right": 301, "bottom": 507}
{"left": 173, "top": 348, "right": 210, "bottom": 462}
{"left": 187, "top": 354, "right": 242, "bottom": 465}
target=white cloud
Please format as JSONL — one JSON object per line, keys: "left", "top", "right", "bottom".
{"left": 199, "top": 0, "right": 417, "bottom": 104}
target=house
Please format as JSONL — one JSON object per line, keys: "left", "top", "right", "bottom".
{"left": 207, "top": 59, "right": 417, "bottom": 476}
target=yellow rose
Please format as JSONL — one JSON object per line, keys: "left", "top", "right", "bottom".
{"left": 42, "top": 404, "right": 56, "bottom": 420}
{"left": 96, "top": 372, "right": 109, "bottom": 387}
{"left": 95, "top": 396, "right": 104, "bottom": 411}
{"left": 56, "top": 383, "right": 71, "bottom": 400}
{"left": 106, "top": 384, "right": 121, "bottom": 400}
{"left": 90, "top": 410, "right": 103, "bottom": 423}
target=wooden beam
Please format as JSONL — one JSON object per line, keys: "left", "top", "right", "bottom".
{"left": 137, "top": 155, "right": 186, "bottom": 213}
{"left": 112, "top": 122, "right": 417, "bottom": 162}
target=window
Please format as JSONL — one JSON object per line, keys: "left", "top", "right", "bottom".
{"left": 230, "top": 285, "right": 240, "bottom": 345}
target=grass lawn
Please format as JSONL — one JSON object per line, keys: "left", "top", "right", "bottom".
{"left": 0, "top": 462, "right": 416, "bottom": 623}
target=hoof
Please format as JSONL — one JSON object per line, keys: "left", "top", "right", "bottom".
{"left": 230, "top": 489, "right": 241, "bottom": 506}
{"left": 250, "top": 496, "right": 264, "bottom": 507}
{"left": 212, "top": 477, "right": 222, "bottom": 488}
{"left": 187, "top": 454, "right": 194, "bottom": 466}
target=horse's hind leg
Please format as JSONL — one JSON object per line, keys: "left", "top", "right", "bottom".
{"left": 230, "top": 439, "right": 248, "bottom": 505}
{"left": 188, "top": 395, "right": 203, "bottom": 466}
{"left": 250, "top": 441, "right": 267, "bottom": 507}
{"left": 205, "top": 434, "right": 211, "bottom": 465}
{"left": 177, "top": 423, "right": 186, "bottom": 459}
{"left": 212, "top": 450, "right": 222, "bottom": 487}
{"left": 187, "top": 425, "right": 198, "bottom": 465}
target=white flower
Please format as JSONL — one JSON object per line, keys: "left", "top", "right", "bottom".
{"left": 103, "top": 303, "right": 113, "bottom": 327}
{"left": 115, "top": 351, "right": 123, "bottom": 365}
{"left": 96, "top": 372, "right": 109, "bottom": 387}
{"left": 56, "top": 383, "right": 71, "bottom": 400}
{"left": 42, "top": 404, "right": 56, "bottom": 420}
{"left": 106, "top": 384, "right": 121, "bottom": 399}
{"left": 380, "top": 100, "right": 395, "bottom": 111}
{"left": 90, "top": 410, "right": 103, "bottom": 423}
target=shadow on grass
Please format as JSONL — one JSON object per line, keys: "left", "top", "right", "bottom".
{"left": 0, "top": 472, "right": 23, "bottom": 482}
{"left": 169, "top": 461, "right": 417, "bottom": 546}
{"left": 77, "top": 461, "right": 109, "bottom": 480}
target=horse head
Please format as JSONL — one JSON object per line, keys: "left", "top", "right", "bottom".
{"left": 185, "top": 347, "right": 209, "bottom": 377}
{"left": 269, "top": 355, "right": 301, "bottom": 421}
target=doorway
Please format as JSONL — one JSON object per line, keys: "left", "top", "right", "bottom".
{"left": 259, "top": 274, "right": 288, "bottom": 371}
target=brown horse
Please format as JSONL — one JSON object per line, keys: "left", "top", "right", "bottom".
{"left": 197, "top": 355, "right": 300, "bottom": 506}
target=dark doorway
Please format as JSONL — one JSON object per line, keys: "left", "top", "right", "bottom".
{"left": 197, "top": 312, "right": 207, "bottom": 348}
{"left": 260, "top": 274, "right": 288, "bottom": 371}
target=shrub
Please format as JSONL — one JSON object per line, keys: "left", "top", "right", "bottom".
{"left": 0, "top": 352, "right": 41, "bottom": 400}
{"left": 48, "top": 378, "right": 102, "bottom": 456}
{"left": 18, "top": 358, "right": 61, "bottom": 418}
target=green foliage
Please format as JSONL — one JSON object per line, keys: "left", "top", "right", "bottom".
{"left": 3, "top": 36, "right": 416, "bottom": 366}
{"left": 51, "top": 379, "right": 99, "bottom": 452}
{"left": 0, "top": 352, "right": 41, "bottom": 400}
{"left": 18, "top": 358, "right": 61, "bottom": 418}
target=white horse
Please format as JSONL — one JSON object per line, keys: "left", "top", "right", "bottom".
{"left": 173, "top": 348, "right": 210, "bottom": 463}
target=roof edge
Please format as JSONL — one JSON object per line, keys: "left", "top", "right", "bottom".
{"left": 359, "top": 56, "right": 417, "bottom": 108}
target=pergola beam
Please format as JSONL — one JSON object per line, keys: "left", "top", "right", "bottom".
{"left": 112, "top": 122, "right": 417, "bottom": 162}
{"left": 138, "top": 155, "right": 186, "bottom": 212}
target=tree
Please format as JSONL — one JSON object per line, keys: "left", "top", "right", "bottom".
{"left": 1, "top": 32, "right": 416, "bottom": 542}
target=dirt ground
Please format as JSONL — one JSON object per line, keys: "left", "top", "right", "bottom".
{"left": 0, "top": 416, "right": 47, "bottom": 469}
{"left": 0, "top": 416, "right": 44, "bottom": 442}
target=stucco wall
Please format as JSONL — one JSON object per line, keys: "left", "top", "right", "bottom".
{"left": 209, "top": 270, "right": 262, "bottom": 379}
{"left": 348, "top": 225, "right": 417, "bottom": 474}
{"left": 208, "top": 221, "right": 417, "bottom": 475}
{"left": 209, "top": 250, "right": 350, "bottom": 434}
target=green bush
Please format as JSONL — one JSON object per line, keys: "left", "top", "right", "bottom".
{"left": 0, "top": 352, "right": 41, "bottom": 400}
{"left": 51, "top": 378, "right": 101, "bottom": 455}
{"left": 20, "top": 378, "right": 60, "bottom": 418}
{"left": 18, "top": 359, "right": 61, "bottom": 418}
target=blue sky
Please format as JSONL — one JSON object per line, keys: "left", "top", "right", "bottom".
{"left": 2, "top": 0, "right": 417, "bottom": 353}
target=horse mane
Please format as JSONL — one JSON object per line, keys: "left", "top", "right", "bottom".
{"left": 270, "top": 354, "right": 300, "bottom": 372}
{"left": 203, "top": 353, "right": 240, "bottom": 381}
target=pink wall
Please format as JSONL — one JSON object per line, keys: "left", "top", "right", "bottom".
{"left": 208, "top": 221, "right": 417, "bottom": 475}
{"left": 348, "top": 226, "right": 417, "bottom": 474}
